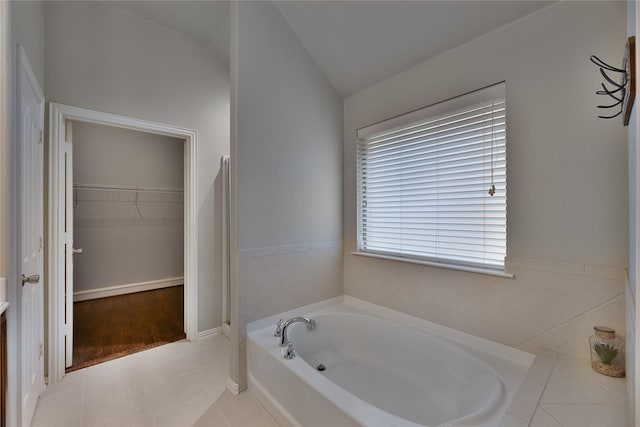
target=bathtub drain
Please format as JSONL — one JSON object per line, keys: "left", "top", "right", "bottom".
{"left": 316, "top": 364, "right": 326, "bottom": 371}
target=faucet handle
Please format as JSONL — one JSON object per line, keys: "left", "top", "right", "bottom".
{"left": 284, "top": 342, "right": 296, "bottom": 360}
{"left": 274, "top": 319, "right": 284, "bottom": 337}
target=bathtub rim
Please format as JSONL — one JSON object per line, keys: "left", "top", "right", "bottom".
{"left": 247, "top": 295, "right": 535, "bottom": 368}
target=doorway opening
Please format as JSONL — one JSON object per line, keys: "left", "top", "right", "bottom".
{"left": 66, "top": 120, "right": 186, "bottom": 371}
{"left": 49, "top": 104, "right": 199, "bottom": 385}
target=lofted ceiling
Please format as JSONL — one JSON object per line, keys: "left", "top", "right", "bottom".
{"left": 274, "top": 1, "right": 552, "bottom": 97}
{"left": 104, "top": 0, "right": 552, "bottom": 97}
{"left": 105, "top": 1, "right": 230, "bottom": 67}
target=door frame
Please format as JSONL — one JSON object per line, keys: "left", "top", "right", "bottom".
{"left": 48, "top": 103, "right": 199, "bottom": 384}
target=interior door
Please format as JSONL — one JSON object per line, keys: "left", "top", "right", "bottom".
{"left": 18, "top": 46, "right": 44, "bottom": 427}
{"left": 64, "top": 121, "right": 74, "bottom": 368}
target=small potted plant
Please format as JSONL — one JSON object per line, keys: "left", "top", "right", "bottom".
{"left": 590, "top": 326, "right": 624, "bottom": 377}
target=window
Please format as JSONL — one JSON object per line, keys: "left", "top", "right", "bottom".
{"left": 356, "top": 83, "right": 507, "bottom": 274}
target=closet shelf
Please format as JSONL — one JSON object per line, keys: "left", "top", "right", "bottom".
{"left": 73, "top": 183, "right": 183, "bottom": 207}
{"left": 73, "top": 183, "right": 183, "bottom": 194}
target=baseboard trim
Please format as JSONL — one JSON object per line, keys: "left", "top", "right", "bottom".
{"left": 73, "top": 277, "right": 184, "bottom": 302}
{"left": 198, "top": 327, "right": 222, "bottom": 340}
{"left": 227, "top": 377, "right": 240, "bottom": 395}
{"left": 222, "top": 322, "right": 231, "bottom": 338}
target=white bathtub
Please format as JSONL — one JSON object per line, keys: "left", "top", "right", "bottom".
{"left": 247, "top": 297, "right": 534, "bottom": 427}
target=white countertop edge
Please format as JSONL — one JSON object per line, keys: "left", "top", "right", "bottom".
{"left": 0, "top": 302, "right": 8, "bottom": 315}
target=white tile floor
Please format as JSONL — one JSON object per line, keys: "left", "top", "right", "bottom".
{"left": 501, "top": 348, "right": 628, "bottom": 427}
{"left": 33, "top": 337, "right": 629, "bottom": 427}
{"left": 31, "top": 335, "right": 277, "bottom": 427}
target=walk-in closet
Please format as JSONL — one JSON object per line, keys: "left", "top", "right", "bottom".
{"left": 69, "top": 120, "right": 186, "bottom": 371}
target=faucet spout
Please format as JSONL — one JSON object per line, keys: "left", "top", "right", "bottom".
{"left": 278, "top": 316, "right": 316, "bottom": 347}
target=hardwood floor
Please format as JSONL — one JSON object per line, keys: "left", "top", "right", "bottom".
{"left": 67, "top": 285, "right": 186, "bottom": 372}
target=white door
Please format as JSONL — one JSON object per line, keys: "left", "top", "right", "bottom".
{"left": 18, "top": 46, "right": 44, "bottom": 427}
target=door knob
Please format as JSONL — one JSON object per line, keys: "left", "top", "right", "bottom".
{"left": 72, "top": 248, "right": 83, "bottom": 255}
{"left": 21, "top": 274, "right": 40, "bottom": 286}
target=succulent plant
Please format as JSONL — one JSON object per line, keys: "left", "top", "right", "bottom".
{"left": 593, "top": 343, "right": 619, "bottom": 365}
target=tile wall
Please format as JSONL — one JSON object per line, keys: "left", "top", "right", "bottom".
{"left": 238, "top": 241, "right": 343, "bottom": 341}
{"left": 345, "top": 248, "right": 625, "bottom": 360}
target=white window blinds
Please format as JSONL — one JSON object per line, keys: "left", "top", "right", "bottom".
{"left": 356, "top": 83, "right": 507, "bottom": 271}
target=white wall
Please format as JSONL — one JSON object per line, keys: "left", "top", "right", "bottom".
{"left": 231, "top": 0, "right": 343, "bottom": 388}
{"left": 1, "top": 0, "right": 8, "bottom": 279}
{"left": 6, "top": 0, "right": 45, "bottom": 270}
{"left": 235, "top": 0, "right": 343, "bottom": 318}
{"left": 0, "top": 2, "right": 6, "bottom": 281}
{"left": 626, "top": 1, "right": 638, "bottom": 424}
{"left": 72, "top": 121, "right": 184, "bottom": 294}
{"left": 344, "top": 1, "right": 628, "bottom": 360}
{"left": 10, "top": 1, "right": 44, "bottom": 91}
{"left": 628, "top": 0, "right": 638, "bottom": 303}
{"left": 236, "top": 2, "right": 343, "bottom": 250}
{"left": 44, "top": 1, "right": 230, "bottom": 332}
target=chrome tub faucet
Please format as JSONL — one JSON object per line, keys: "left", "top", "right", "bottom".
{"left": 275, "top": 316, "right": 316, "bottom": 359}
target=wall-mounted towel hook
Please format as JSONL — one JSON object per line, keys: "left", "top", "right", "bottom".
{"left": 590, "top": 55, "right": 627, "bottom": 119}
{"left": 590, "top": 36, "right": 635, "bottom": 125}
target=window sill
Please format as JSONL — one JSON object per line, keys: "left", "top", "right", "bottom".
{"left": 351, "top": 251, "right": 515, "bottom": 279}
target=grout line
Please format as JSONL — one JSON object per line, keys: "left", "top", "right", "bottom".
{"left": 506, "top": 257, "right": 626, "bottom": 280}
{"left": 579, "top": 371, "right": 628, "bottom": 401}
{"left": 516, "top": 293, "right": 624, "bottom": 349}
{"left": 535, "top": 405, "right": 565, "bottom": 427}
{"left": 541, "top": 402, "right": 628, "bottom": 406}
{"left": 247, "top": 390, "right": 279, "bottom": 426}
{"left": 538, "top": 401, "right": 629, "bottom": 427}
{"left": 380, "top": 282, "right": 407, "bottom": 307}
{"left": 504, "top": 412, "right": 529, "bottom": 425}
{"left": 80, "top": 370, "right": 86, "bottom": 426}
{"left": 143, "top": 359, "right": 157, "bottom": 427}
{"left": 213, "top": 399, "right": 232, "bottom": 426}
{"left": 527, "top": 351, "right": 559, "bottom": 426}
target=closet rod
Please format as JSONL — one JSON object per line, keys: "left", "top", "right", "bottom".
{"left": 73, "top": 183, "right": 183, "bottom": 194}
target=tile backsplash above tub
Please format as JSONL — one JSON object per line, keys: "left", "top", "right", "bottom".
{"left": 344, "top": 247, "right": 625, "bottom": 361}
{"left": 238, "top": 241, "right": 343, "bottom": 339}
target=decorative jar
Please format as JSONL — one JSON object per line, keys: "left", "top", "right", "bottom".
{"left": 589, "top": 326, "right": 625, "bottom": 377}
